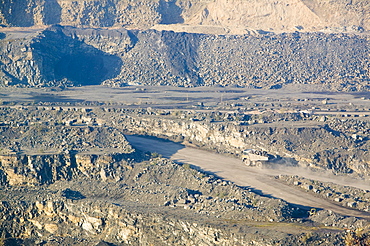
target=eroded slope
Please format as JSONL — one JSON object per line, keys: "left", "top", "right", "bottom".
{"left": 0, "top": 0, "right": 369, "bottom": 33}
{"left": 1, "top": 26, "right": 369, "bottom": 90}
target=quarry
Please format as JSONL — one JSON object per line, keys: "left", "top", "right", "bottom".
{"left": 0, "top": 0, "right": 370, "bottom": 245}
{"left": 0, "top": 86, "right": 369, "bottom": 245}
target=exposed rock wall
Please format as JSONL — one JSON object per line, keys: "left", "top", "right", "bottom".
{"left": 0, "top": 153, "right": 355, "bottom": 245}
{"left": 0, "top": 26, "right": 124, "bottom": 86}
{"left": 0, "top": 124, "right": 134, "bottom": 154}
{"left": 0, "top": 0, "right": 161, "bottom": 29}
{"left": 0, "top": 196, "right": 313, "bottom": 245}
{"left": 0, "top": 153, "right": 295, "bottom": 220}
{"left": 0, "top": 0, "right": 369, "bottom": 33}
{"left": 117, "top": 114, "right": 370, "bottom": 175}
{"left": 0, "top": 154, "right": 314, "bottom": 244}
{"left": 0, "top": 154, "right": 361, "bottom": 245}
{"left": 57, "top": 0, "right": 162, "bottom": 29}
{"left": 0, "top": 30, "right": 41, "bottom": 86}
{"left": 113, "top": 30, "right": 369, "bottom": 89}
{"left": 0, "top": 153, "right": 133, "bottom": 185}
{"left": 1, "top": 26, "right": 369, "bottom": 90}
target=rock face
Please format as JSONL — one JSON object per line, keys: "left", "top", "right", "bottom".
{"left": 0, "top": 0, "right": 369, "bottom": 33}
{"left": 0, "top": 152, "right": 133, "bottom": 185}
{"left": 1, "top": 26, "right": 369, "bottom": 90}
{"left": 119, "top": 113, "right": 368, "bottom": 174}
{"left": 0, "top": 0, "right": 161, "bottom": 29}
{"left": 0, "top": 196, "right": 307, "bottom": 245}
{"left": 0, "top": 155, "right": 294, "bottom": 221}
{"left": 0, "top": 155, "right": 315, "bottom": 245}
{"left": 2, "top": 105, "right": 369, "bottom": 175}
{"left": 0, "top": 26, "right": 124, "bottom": 87}
{"left": 0, "top": 154, "right": 364, "bottom": 245}
{"left": 0, "top": 124, "right": 134, "bottom": 155}
{"left": 0, "top": 104, "right": 369, "bottom": 244}
{"left": 114, "top": 30, "right": 369, "bottom": 90}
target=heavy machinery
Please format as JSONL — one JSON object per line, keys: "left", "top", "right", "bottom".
{"left": 241, "top": 149, "right": 270, "bottom": 167}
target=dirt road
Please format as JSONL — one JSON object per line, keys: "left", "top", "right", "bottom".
{"left": 126, "top": 135, "right": 370, "bottom": 220}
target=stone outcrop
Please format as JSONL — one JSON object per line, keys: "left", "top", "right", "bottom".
{"left": 0, "top": 154, "right": 318, "bottom": 245}
{"left": 0, "top": 156, "right": 353, "bottom": 245}
{"left": 0, "top": 26, "right": 124, "bottom": 87}
{"left": 1, "top": 26, "right": 369, "bottom": 90}
{"left": 0, "top": 0, "right": 161, "bottom": 29}
{"left": 0, "top": 103, "right": 369, "bottom": 244}
{"left": 116, "top": 112, "right": 370, "bottom": 175}
{"left": 0, "top": 155, "right": 296, "bottom": 220}
{"left": 0, "top": 152, "right": 134, "bottom": 186}
{"left": 0, "top": 194, "right": 337, "bottom": 245}
{"left": 0, "top": 0, "right": 369, "bottom": 33}
{"left": 0, "top": 124, "right": 134, "bottom": 154}
{"left": 113, "top": 30, "right": 370, "bottom": 90}
{"left": 2, "top": 105, "right": 369, "bottom": 175}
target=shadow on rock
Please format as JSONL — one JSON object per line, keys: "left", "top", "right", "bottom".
{"left": 31, "top": 25, "right": 123, "bottom": 86}
{"left": 43, "top": 0, "right": 62, "bottom": 25}
{"left": 159, "top": 0, "right": 184, "bottom": 24}
{"left": 61, "top": 188, "right": 86, "bottom": 200}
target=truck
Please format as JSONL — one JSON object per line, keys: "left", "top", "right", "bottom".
{"left": 241, "top": 149, "right": 270, "bottom": 167}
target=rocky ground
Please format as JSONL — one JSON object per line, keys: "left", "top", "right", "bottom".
{"left": 1, "top": 1, "right": 370, "bottom": 244}
{"left": 1, "top": 103, "right": 370, "bottom": 176}
{"left": 0, "top": 155, "right": 360, "bottom": 245}
{"left": 1, "top": 0, "right": 369, "bottom": 90}
{"left": 0, "top": 100, "right": 369, "bottom": 244}
{"left": 0, "top": 25, "right": 369, "bottom": 90}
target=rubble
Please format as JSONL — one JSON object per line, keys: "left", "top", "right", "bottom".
{"left": 1, "top": 26, "right": 369, "bottom": 90}
{"left": 0, "top": 102, "right": 368, "bottom": 244}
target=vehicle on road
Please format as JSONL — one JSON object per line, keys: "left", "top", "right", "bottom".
{"left": 241, "top": 149, "right": 270, "bottom": 167}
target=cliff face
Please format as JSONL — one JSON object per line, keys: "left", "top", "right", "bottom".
{"left": 0, "top": 195, "right": 313, "bottom": 245}
{"left": 0, "top": 0, "right": 161, "bottom": 29}
{"left": 57, "top": 0, "right": 162, "bottom": 29}
{"left": 0, "top": 150, "right": 363, "bottom": 245}
{"left": 0, "top": 0, "right": 369, "bottom": 33}
{"left": 1, "top": 26, "right": 369, "bottom": 90}
{"left": 114, "top": 30, "right": 369, "bottom": 89}
{"left": 1, "top": 105, "right": 369, "bottom": 176}
{"left": 0, "top": 153, "right": 133, "bottom": 186}
{"left": 0, "top": 197, "right": 247, "bottom": 245}
{"left": 0, "top": 154, "right": 311, "bottom": 245}
{"left": 0, "top": 26, "right": 124, "bottom": 86}
{"left": 118, "top": 114, "right": 370, "bottom": 175}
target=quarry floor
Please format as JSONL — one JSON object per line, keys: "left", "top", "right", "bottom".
{"left": 126, "top": 135, "right": 370, "bottom": 220}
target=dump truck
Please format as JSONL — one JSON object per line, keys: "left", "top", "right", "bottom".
{"left": 241, "top": 149, "right": 270, "bottom": 167}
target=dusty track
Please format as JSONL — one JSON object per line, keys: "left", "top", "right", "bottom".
{"left": 126, "top": 135, "right": 370, "bottom": 220}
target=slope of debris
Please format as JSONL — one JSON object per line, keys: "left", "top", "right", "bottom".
{"left": 1, "top": 26, "right": 369, "bottom": 90}
{"left": 0, "top": 156, "right": 348, "bottom": 245}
